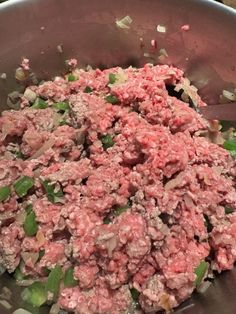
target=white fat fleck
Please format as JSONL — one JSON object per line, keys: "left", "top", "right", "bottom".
{"left": 0, "top": 73, "right": 6, "bottom": 80}
{"left": 156, "top": 24, "right": 166, "bottom": 33}
{"left": 143, "top": 52, "right": 151, "bottom": 58}
{"left": 57, "top": 44, "right": 63, "bottom": 54}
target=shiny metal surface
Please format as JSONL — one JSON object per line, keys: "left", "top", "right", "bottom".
{"left": 0, "top": 0, "right": 236, "bottom": 313}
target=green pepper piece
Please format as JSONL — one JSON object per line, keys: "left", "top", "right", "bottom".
{"left": 59, "top": 119, "right": 69, "bottom": 126}
{"left": 42, "top": 180, "right": 63, "bottom": 204}
{"left": 223, "top": 139, "right": 236, "bottom": 156}
{"left": 38, "top": 250, "right": 45, "bottom": 261}
{"left": 105, "top": 95, "right": 119, "bottom": 104}
{"left": 114, "top": 204, "right": 130, "bottom": 217}
{"left": 84, "top": 86, "right": 93, "bottom": 93}
{"left": 32, "top": 98, "right": 48, "bottom": 109}
{"left": 25, "top": 204, "right": 33, "bottom": 214}
{"left": 108, "top": 73, "right": 116, "bottom": 84}
{"left": 14, "top": 267, "right": 26, "bottom": 281}
{"left": 67, "top": 74, "right": 76, "bottom": 82}
{"left": 194, "top": 261, "right": 208, "bottom": 286}
{"left": 15, "top": 151, "right": 25, "bottom": 159}
{"left": 130, "top": 288, "right": 140, "bottom": 302}
{"left": 223, "top": 139, "right": 236, "bottom": 151}
{"left": 13, "top": 176, "right": 34, "bottom": 198}
{"left": 225, "top": 207, "right": 234, "bottom": 215}
{"left": 101, "top": 134, "right": 115, "bottom": 150}
{"left": 0, "top": 186, "right": 10, "bottom": 202}
{"left": 23, "top": 210, "right": 38, "bottom": 236}
{"left": 64, "top": 267, "right": 78, "bottom": 288}
{"left": 46, "top": 265, "right": 63, "bottom": 298}
{"left": 103, "top": 217, "right": 111, "bottom": 225}
{"left": 21, "top": 281, "right": 47, "bottom": 307}
{"left": 54, "top": 102, "right": 70, "bottom": 113}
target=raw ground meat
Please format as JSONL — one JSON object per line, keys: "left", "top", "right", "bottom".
{"left": 0, "top": 63, "right": 236, "bottom": 314}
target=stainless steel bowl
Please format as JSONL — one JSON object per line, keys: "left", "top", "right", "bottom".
{"left": 0, "top": 0, "right": 236, "bottom": 313}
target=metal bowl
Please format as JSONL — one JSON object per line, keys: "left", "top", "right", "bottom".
{"left": 0, "top": 0, "right": 236, "bottom": 313}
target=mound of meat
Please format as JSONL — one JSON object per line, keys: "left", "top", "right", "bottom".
{"left": 0, "top": 63, "right": 236, "bottom": 314}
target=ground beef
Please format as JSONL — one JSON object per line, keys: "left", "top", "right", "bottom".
{"left": 0, "top": 63, "right": 236, "bottom": 313}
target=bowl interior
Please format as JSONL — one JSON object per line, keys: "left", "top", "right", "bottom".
{"left": 0, "top": 0, "right": 236, "bottom": 313}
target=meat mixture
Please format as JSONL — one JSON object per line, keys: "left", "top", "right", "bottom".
{"left": 0, "top": 63, "right": 236, "bottom": 314}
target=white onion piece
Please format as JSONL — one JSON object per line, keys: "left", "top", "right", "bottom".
{"left": 143, "top": 52, "right": 151, "bottom": 58}
{"left": 159, "top": 48, "right": 168, "bottom": 57}
{"left": 222, "top": 89, "right": 236, "bottom": 101}
{"left": 57, "top": 44, "right": 63, "bottom": 54}
{"left": 36, "top": 229, "right": 46, "bottom": 246}
{"left": 116, "top": 15, "right": 133, "bottom": 29}
{"left": 29, "top": 138, "right": 55, "bottom": 160}
{"left": 13, "top": 309, "right": 32, "bottom": 314}
{"left": 15, "top": 68, "right": 27, "bottom": 81}
{"left": 110, "top": 68, "right": 128, "bottom": 86}
{"left": 0, "top": 264, "right": 6, "bottom": 275}
{"left": 53, "top": 113, "right": 62, "bottom": 128}
{"left": 165, "top": 172, "right": 184, "bottom": 190}
{"left": 15, "top": 210, "right": 27, "bottom": 224}
{"left": 0, "top": 287, "right": 12, "bottom": 301}
{"left": 50, "top": 303, "right": 60, "bottom": 314}
{"left": 21, "top": 252, "right": 39, "bottom": 265}
{"left": 197, "top": 281, "right": 212, "bottom": 293}
{"left": 107, "top": 236, "right": 117, "bottom": 258}
{"left": 0, "top": 73, "right": 6, "bottom": 80}
{"left": 0, "top": 299, "right": 12, "bottom": 310}
{"left": 23, "top": 88, "right": 37, "bottom": 102}
{"left": 157, "top": 25, "right": 166, "bottom": 33}
{"left": 16, "top": 279, "right": 35, "bottom": 287}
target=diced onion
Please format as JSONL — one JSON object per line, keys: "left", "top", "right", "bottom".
{"left": 0, "top": 287, "right": 12, "bottom": 301}
{"left": 53, "top": 112, "right": 63, "bottom": 128}
{"left": 107, "top": 236, "right": 117, "bottom": 258}
{"left": 36, "top": 229, "right": 46, "bottom": 246}
{"left": 57, "top": 44, "right": 63, "bottom": 54}
{"left": 50, "top": 303, "right": 60, "bottom": 314}
{"left": 15, "top": 68, "right": 27, "bottom": 81}
{"left": 23, "top": 88, "right": 37, "bottom": 102}
{"left": 7, "top": 91, "right": 21, "bottom": 109}
{"left": 16, "top": 279, "right": 35, "bottom": 287}
{"left": 156, "top": 24, "right": 166, "bottom": 33}
{"left": 13, "top": 309, "right": 32, "bottom": 314}
{"left": 0, "top": 73, "right": 6, "bottom": 80}
{"left": 110, "top": 68, "right": 128, "bottom": 86}
{"left": 0, "top": 299, "right": 12, "bottom": 310}
{"left": 0, "top": 264, "right": 6, "bottom": 275}
{"left": 159, "top": 48, "right": 168, "bottom": 57}
{"left": 197, "top": 281, "right": 212, "bottom": 293}
{"left": 116, "top": 15, "right": 133, "bottom": 29}
{"left": 158, "top": 55, "right": 166, "bottom": 63}
{"left": 222, "top": 90, "right": 236, "bottom": 101}
{"left": 15, "top": 210, "right": 27, "bottom": 224}
{"left": 143, "top": 52, "right": 151, "bottom": 58}
{"left": 21, "top": 252, "right": 39, "bottom": 265}
{"left": 29, "top": 138, "right": 55, "bottom": 160}
{"left": 165, "top": 172, "right": 184, "bottom": 190}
